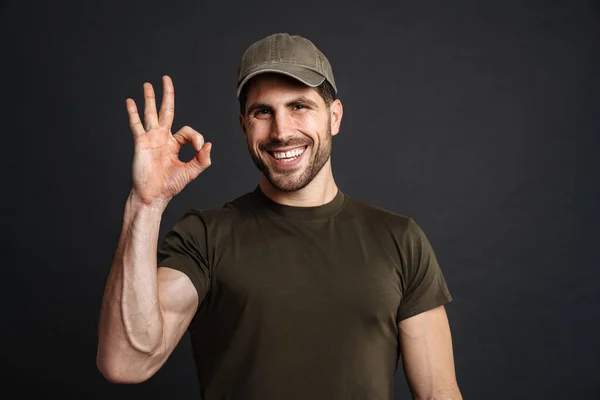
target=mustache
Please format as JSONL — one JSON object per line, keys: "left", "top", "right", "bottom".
{"left": 259, "top": 138, "right": 312, "bottom": 152}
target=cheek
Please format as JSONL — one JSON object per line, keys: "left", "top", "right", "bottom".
{"left": 245, "top": 120, "right": 271, "bottom": 148}
{"left": 294, "top": 114, "right": 321, "bottom": 135}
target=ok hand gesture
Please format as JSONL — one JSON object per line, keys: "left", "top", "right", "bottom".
{"left": 126, "top": 76, "right": 212, "bottom": 207}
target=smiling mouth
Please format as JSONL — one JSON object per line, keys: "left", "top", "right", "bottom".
{"left": 267, "top": 146, "right": 308, "bottom": 162}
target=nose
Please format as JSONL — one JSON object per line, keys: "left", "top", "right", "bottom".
{"left": 270, "top": 110, "right": 294, "bottom": 141}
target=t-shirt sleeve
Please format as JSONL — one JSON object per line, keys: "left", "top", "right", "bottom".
{"left": 157, "top": 210, "right": 211, "bottom": 304}
{"left": 396, "top": 218, "right": 452, "bottom": 321}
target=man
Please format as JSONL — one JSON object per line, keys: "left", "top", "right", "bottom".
{"left": 97, "top": 33, "right": 462, "bottom": 399}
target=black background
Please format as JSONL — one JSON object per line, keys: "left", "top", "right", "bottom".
{"left": 3, "top": 0, "right": 599, "bottom": 398}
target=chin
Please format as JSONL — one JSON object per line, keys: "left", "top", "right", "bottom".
{"left": 266, "top": 170, "right": 312, "bottom": 192}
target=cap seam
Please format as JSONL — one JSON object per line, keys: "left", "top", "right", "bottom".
{"left": 247, "top": 58, "right": 323, "bottom": 70}
{"left": 271, "top": 34, "right": 278, "bottom": 61}
{"left": 315, "top": 48, "right": 322, "bottom": 71}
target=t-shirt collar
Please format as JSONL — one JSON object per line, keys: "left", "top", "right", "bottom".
{"left": 250, "top": 185, "right": 346, "bottom": 220}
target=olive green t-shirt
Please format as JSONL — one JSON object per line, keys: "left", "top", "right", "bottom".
{"left": 157, "top": 186, "right": 452, "bottom": 400}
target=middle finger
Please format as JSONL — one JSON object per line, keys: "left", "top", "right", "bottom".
{"left": 143, "top": 82, "right": 159, "bottom": 130}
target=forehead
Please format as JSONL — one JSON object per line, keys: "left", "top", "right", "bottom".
{"left": 244, "top": 73, "right": 322, "bottom": 104}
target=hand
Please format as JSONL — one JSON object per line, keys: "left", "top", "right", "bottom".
{"left": 126, "top": 76, "right": 212, "bottom": 207}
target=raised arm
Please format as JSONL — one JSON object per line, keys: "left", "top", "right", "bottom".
{"left": 398, "top": 305, "right": 462, "bottom": 400}
{"left": 96, "top": 76, "right": 212, "bottom": 383}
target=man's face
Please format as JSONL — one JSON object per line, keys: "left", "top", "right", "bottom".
{"left": 240, "top": 74, "right": 341, "bottom": 192}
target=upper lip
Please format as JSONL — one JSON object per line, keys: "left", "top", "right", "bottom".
{"left": 267, "top": 145, "right": 307, "bottom": 153}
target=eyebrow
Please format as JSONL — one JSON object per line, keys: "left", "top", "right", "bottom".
{"left": 245, "top": 96, "right": 320, "bottom": 116}
{"left": 287, "top": 96, "right": 319, "bottom": 109}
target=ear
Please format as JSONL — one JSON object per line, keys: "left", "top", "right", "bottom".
{"left": 329, "top": 99, "right": 343, "bottom": 136}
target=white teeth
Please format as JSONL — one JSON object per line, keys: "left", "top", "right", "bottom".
{"left": 272, "top": 147, "right": 305, "bottom": 159}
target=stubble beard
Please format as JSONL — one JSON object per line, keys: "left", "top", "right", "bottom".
{"left": 248, "top": 123, "right": 333, "bottom": 193}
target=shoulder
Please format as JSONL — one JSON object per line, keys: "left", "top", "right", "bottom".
{"left": 175, "top": 190, "right": 257, "bottom": 229}
{"left": 343, "top": 194, "right": 415, "bottom": 231}
{"left": 341, "top": 194, "right": 433, "bottom": 248}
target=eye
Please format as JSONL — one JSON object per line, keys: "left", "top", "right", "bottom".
{"left": 254, "top": 108, "right": 272, "bottom": 118}
{"left": 293, "top": 104, "right": 306, "bottom": 111}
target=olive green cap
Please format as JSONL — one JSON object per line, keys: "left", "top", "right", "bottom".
{"left": 236, "top": 33, "right": 337, "bottom": 98}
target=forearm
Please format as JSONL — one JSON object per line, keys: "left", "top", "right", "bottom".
{"left": 97, "top": 192, "right": 167, "bottom": 381}
{"left": 413, "top": 387, "right": 463, "bottom": 400}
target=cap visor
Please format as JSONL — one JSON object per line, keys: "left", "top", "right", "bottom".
{"left": 237, "top": 63, "right": 326, "bottom": 97}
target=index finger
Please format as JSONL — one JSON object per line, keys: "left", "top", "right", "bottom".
{"left": 158, "top": 75, "right": 175, "bottom": 129}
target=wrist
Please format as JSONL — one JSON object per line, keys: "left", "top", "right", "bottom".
{"left": 126, "top": 191, "right": 170, "bottom": 215}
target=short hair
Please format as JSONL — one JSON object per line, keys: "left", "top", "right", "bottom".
{"left": 239, "top": 78, "right": 337, "bottom": 115}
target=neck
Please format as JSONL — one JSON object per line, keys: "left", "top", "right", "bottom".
{"left": 258, "top": 159, "right": 338, "bottom": 207}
